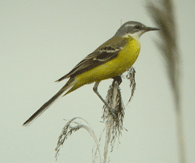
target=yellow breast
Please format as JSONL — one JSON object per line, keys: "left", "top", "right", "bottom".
{"left": 75, "top": 36, "right": 141, "bottom": 88}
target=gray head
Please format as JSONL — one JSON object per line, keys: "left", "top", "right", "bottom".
{"left": 115, "top": 21, "right": 159, "bottom": 39}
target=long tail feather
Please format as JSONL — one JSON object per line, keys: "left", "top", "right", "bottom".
{"left": 23, "top": 80, "right": 75, "bottom": 126}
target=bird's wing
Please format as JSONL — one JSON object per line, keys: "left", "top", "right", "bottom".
{"left": 56, "top": 36, "right": 128, "bottom": 82}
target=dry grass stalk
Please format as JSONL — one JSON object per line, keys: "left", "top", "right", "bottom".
{"left": 126, "top": 67, "right": 136, "bottom": 102}
{"left": 55, "top": 117, "right": 101, "bottom": 162}
{"left": 102, "top": 79, "right": 125, "bottom": 163}
{"left": 146, "top": 0, "right": 186, "bottom": 162}
{"left": 55, "top": 67, "right": 136, "bottom": 163}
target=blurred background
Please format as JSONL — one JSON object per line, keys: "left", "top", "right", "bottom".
{"left": 0, "top": 0, "right": 194, "bottom": 162}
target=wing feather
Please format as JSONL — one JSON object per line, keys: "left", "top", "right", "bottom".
{"left": 56, "top": 36, "right": 128, "bottom": 82}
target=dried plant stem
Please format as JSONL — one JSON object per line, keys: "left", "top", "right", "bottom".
{"left": 146, "top": 0, "right": 186, "bottom": 162}
{"left": 176, "top": 105, "right": 186, "bottom": 163}
{"left": 55, "top": 67, "right": 136, "bottom": 162}
{"left": 103, "top": 116, "right": 113, "bottom": 163}
{"left": 55, "top": 117, "right": 101, "bottom": 163}
{"left": 102, "top": 79, "right": 125, "bottom": 163}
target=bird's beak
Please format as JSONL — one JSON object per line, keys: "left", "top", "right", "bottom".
{"left": 145, "top": 26, "right": 160, "bottom": 31}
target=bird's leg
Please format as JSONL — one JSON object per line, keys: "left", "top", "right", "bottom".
{"left": 112, "top": 76, "right": 122, "bottom": 85}
{"left": 93, "top": 81, "right": 116, "bottom": 119}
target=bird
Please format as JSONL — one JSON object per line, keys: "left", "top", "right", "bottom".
{"left": 23, "top": 21, "right": 159, "bottom": 126}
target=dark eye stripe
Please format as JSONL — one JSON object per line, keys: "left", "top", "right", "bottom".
{"left": 135, "top": 25, "right": 141, "bottom": 29}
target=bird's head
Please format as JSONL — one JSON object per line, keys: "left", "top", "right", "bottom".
{"left": 115, "top": 21, "right": 159, "bottom": 39}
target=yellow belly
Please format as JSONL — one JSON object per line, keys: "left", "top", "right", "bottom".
{"left": 74, "top": 37, "right": 140, "bottom": 89}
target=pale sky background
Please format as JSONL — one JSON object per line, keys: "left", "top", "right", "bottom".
{"left": 1, "top": 0, "right": 194, "bottom": 163}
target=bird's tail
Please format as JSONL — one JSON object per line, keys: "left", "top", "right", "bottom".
{"left": 23, "top": 78, "right": 76, "bottom": 126}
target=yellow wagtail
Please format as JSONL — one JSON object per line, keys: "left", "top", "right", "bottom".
{"left": 23, "top": 21, "right": 159, "bottom": 126}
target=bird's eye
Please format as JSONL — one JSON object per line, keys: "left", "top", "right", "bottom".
{"left": 135, "top": 25, "right": 141, "bottom": 29}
